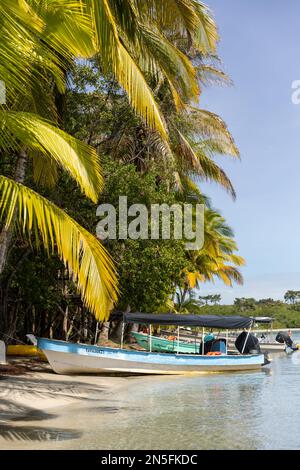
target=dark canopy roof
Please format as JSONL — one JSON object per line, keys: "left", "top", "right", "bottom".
{"left": 251, "top": 317, "right": 274, "bottom": 324}
{"left": 122, "top": 312, "right": 252, "bottom": 329}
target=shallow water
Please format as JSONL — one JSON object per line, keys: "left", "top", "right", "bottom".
{"left": 2, "top": 350, "right": 300, "bottom": 449}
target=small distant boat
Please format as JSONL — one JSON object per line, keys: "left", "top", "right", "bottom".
{"left": 132, "top": 331, "right": 199, "bottom": 354}
{"left": 37, "top": 313, "right": 270, "bottom": 375}
{"left": 6, "top": 344, "right": 47, "bottom": 360}
{"left": 228, "top": 317, "right": 298, "bottom": 353}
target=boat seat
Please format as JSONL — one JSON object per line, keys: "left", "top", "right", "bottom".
{"left": 211, "top": 338, "right": 227, "bottom": 354}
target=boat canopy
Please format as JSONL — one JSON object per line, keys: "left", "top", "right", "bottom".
{"left": 122, "top": 312, "right": 252, "bottom": 329}
{"left": 251, "top": 317, "right": 274, "bottom": 324}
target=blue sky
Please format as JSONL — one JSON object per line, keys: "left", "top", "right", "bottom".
{"left": 197, "top": 0, "right": 300, "bottom": 303}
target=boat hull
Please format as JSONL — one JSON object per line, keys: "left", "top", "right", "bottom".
{"left": 228, "top": 340, "right": 286, "bottom": 353}
{"left": 37, "top": 338, "right": 266, "bottom": 375}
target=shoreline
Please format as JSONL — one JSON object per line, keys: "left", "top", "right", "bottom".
{"left": 0, "top": 358, "right": 132, "bottom": 408}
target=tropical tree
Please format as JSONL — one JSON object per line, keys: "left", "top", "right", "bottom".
{"left": 65, "top": 62, "right": 244, "bottom": 320}
{"left": 284, "top": 291, "right": 300, "bottom": 305}
{"left": 174, "top": 290, "right": 204, "bottom": 313}
{"left": 183, "top": 208, "right": 244, "bottom": 290}
{"left": 234, "top": 298, "right": 257, "bottom": 312}
{"left": 198, "top": 294, "right": 221, "bottom": 305}
{"left": 0, "top": 0, "right": 219, "bottom": 322}
{"left": 0, "top": 1, "right": 121, "bottom": 322}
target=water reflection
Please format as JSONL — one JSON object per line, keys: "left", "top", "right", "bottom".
{"left": 94, "top": 372, "right": 265, "bottom": 450}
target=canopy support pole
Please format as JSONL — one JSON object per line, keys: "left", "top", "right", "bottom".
{"left": 241, "top": 323, "right": 252, "bottom": 354}
{"left": 202, "top": 328, "right": 205, "bottom": 355}
{"left": 177, "top": 326, "right": 180, "bottom": 354}
{"left": 226, "top": 329, "right": 228, "bottom": 355}
{"left": 121, "top": 322, "right": 125, "bottom": 350}
{"left": 149, "top": 324, "right": 152, "bottom": 352}
{"left": 271, "top": 321, "right": 273, "bottom": 341}
{"left": 94, "top": 322, "right": 99, "bottom": 345}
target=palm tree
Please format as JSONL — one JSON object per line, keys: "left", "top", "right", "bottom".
{"left": 92, "top": 1, "right": 237, "bottom": 195}
{"left": 174, "top": 289, "right": 204, "bottom": 313}
{"left": 0, "top": 1, "right": 119, "bottom": 320}
{"left": 0, "top": 1, "right": 220, "bottom": 321}
{"left": 180, "top": 208, "right": 244, "bottom": 303}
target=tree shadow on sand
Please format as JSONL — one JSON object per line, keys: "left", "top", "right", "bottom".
{"left": 0, "top": 399, "right": 82, "bottom": 443}
{"left": 0, "top": 423, "right": 82, "bottom": 442}
{"left": 0, "top": 375, "right": 127, "bottom": 444}
{"left": 0, "top": 375, "right": 107, "bottom": 402}
{"left": 0, "top": 375, "right": 103, "bottom": 445}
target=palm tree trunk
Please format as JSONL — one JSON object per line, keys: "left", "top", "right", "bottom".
{"left": 0, "top": 149, "right": 27, "bottom": 275}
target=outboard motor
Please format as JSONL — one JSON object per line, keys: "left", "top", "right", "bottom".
{"left": 276, "top": 331, "right": 292, "bottom": 347}
{"left": 235, "top": 331, "right": 261, "bottom": 355}
{"left": 276, "top": 331, "right": 298, "bottom": 353}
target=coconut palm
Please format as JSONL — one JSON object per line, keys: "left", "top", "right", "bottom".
{"left": 88, "top": 0, "right": 218, "bottom": 122}
{"left": 174, "top": 289, "right": 204, "bottom": 313}
{"left": 0, "top": 1, "right": 221, "bottom": 320}
{"left": 184, "top": 208, "right": 245, "bottom": 292}
{"left": 95, "top": 56, "right": 238, "bottom": 197}
{"left": 0, "top": 1, "right": 119, "bottom": 320}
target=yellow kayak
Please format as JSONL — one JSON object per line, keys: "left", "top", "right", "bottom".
{"left": 7, "top": 345, "right": 47, "bottom": 361}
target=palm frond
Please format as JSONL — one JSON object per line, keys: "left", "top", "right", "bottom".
{"left": 174, "top": 129, "right": 205, "bottom": 174}
{"left": 32, "top": 153, "right": 58, "bottom": 188}
{"left": 137, "top": 25, "right": 199, "bottom": 106}
{"left": 186, "top": 270, "right": 205, "bottom": 288}
{"left": 137, "top": 0, "right": 218, "bottom": 54}
{"left": 174, "top": 129, "right": 236, "bottom": 198}
{"left": 88, "top": 0, "right": 167, "bottom": 139}
{"left": 32, "top": 0, "right": 96, "bottom": 59}
{"left": 196, "top": 64, "right": 231, "bottom": 87}
{"left": 0, "top": 1, "right": 44, "bottom": 99}
{"left": 191, "top": 1, "right": 219, "bottom": 52}
{"left": 215, "top": 266, "right": 244, "bottom": 286}
{"left": 188, "top": 107, "right": 240, "bottom": 158}
{"left": 0, "top": 111, "right": 103, "bottom": 203}
{"left": 194, "top": 149, "right": 236, "bottom": 199}
{"left": 0, "top": 176, "right": 118, "bottom": 320}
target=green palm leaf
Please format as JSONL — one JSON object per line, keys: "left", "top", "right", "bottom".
{"left": 31, "top": 0, "right": 96, "bottom": 59}
{"left": 174, "top": 129, "right": 236, "bottom": 198}
{"left": 0, "top": 111, "right": 103, "bottom": 203}
{"left": 87, "top": 0, "right": 168, "bottom": 138}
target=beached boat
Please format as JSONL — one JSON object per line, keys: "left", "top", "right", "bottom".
{"left": 37, "top": 313, "right": 270, "bottom": 375}
{"left": 6, "top": 345, "right": 47, "bottom": 360}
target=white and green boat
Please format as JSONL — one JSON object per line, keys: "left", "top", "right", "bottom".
{"left": 132, "top": 331, "right": 199, "bottom": 354}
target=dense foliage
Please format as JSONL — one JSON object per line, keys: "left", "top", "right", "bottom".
{"left": 0, "top": 1, "right": 250, "bottom": 344}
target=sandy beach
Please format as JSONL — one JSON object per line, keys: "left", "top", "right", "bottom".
{"left": 0, "top": 358, "right": 134, "bottom": 449}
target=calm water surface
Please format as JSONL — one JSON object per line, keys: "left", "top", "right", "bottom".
{"left": 3, "top": 349, "right": 300, "bottom": 449}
